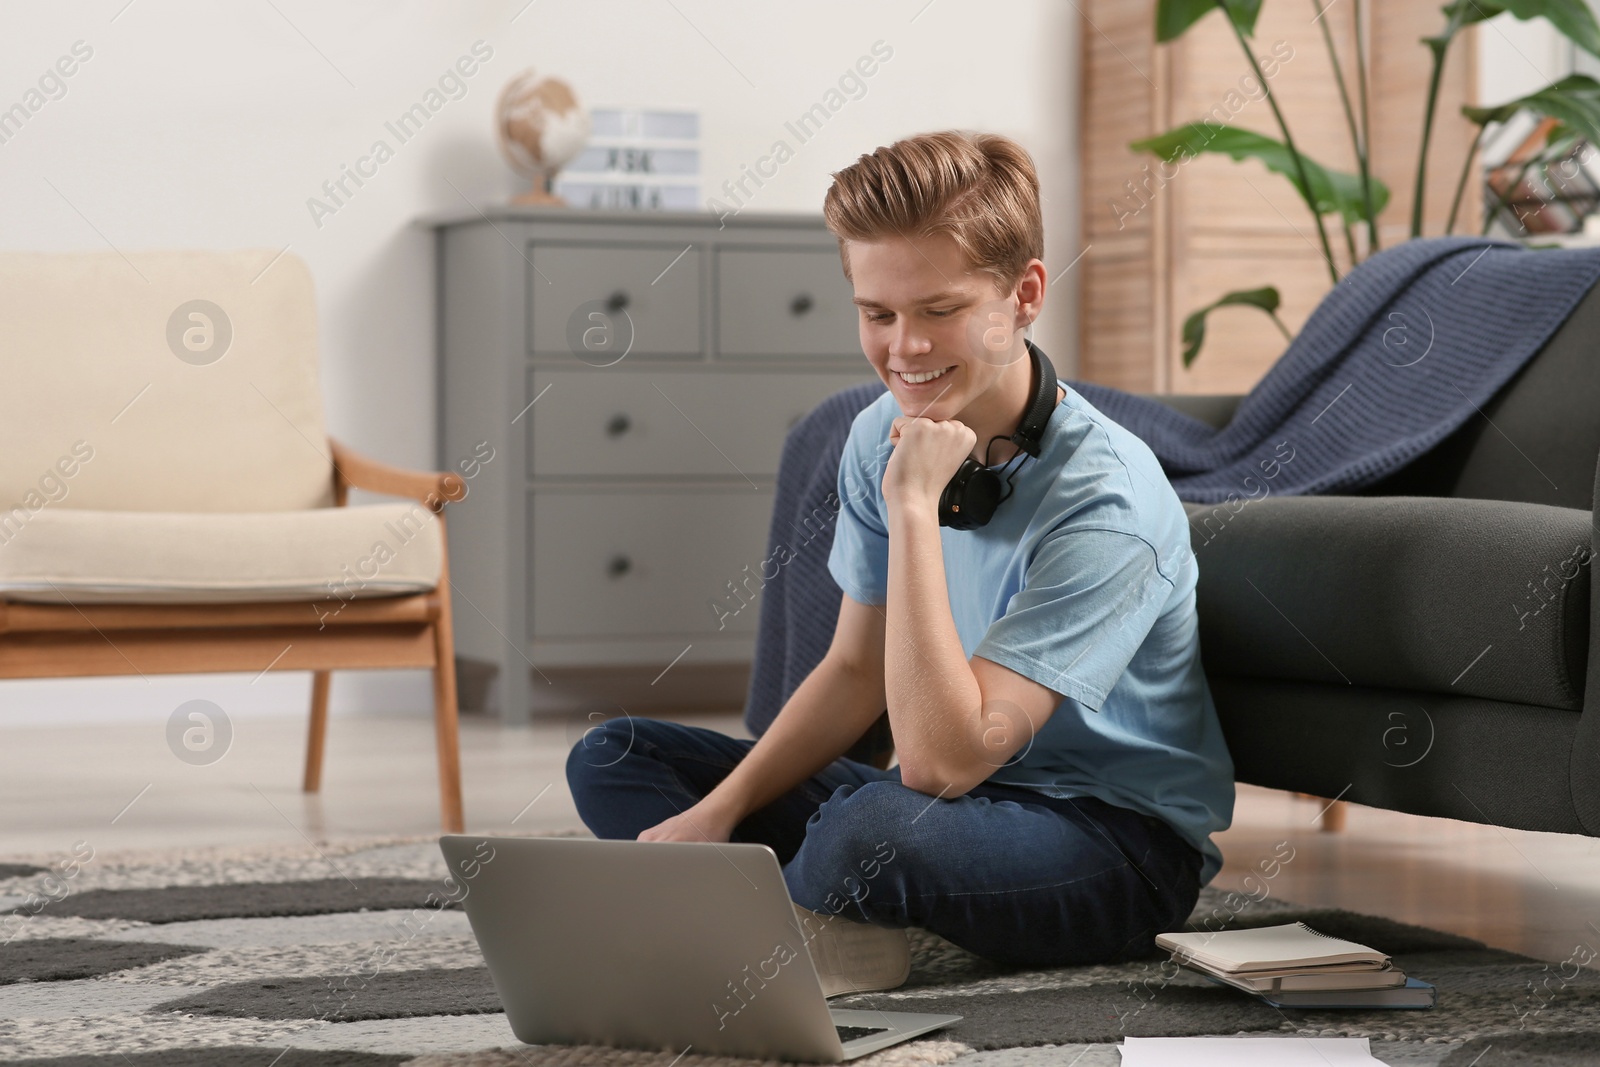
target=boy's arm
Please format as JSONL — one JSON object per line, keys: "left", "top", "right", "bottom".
{"left": 880, "top": 417, "right": 1066, "bottom": 797}
{"left": 637, "top": 591, "right": 889, "bottom": 842}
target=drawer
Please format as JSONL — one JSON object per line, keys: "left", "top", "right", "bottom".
{"left": 527, "top": 368, "right": 881, "bottom": 479}
{"left": 528, "top": 243, "right": 702, "bottom": 359}
{"left": 716, "top": 247, "right": 860, "bottom": 358}
{"left": 530, "top": 488, "right": 775, "bottom": 639}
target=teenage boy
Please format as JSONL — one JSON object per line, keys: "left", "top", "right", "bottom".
{"left": 567, "top": 130, "right": 1234, "bottom": 994}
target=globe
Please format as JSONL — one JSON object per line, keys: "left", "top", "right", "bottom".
{"left": 495, "top": 70, "right": 591, "bottom": 206}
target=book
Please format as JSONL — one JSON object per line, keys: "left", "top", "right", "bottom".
{"left": 1155, "top": 922, "right": 1390, "bottom": 974}
{"left": 1253, "top": 976, "right": 1437, "bottom": 1010}
{"left": 1120, "top": 1036, "right": 1389, "bottom": 1065}
{"left": 1206, "top": 963, "right": 1408, "bottom": 994}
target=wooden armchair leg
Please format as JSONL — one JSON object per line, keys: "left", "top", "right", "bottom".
{"left": 432, "top": 621, "right": 465, "bottom": 834}
{"left": 303, "top": 670, "right": 332, "bottom": 793}
{"left": 1293, "top": 791, "right": 1348, "bottom": 833}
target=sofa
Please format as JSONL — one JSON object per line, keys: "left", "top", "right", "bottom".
{"left": 1162, "top": 279, "right": 1600, "bottom": 837}
{"left": 746, "top": 282, "right": 1600, "bottom": 839}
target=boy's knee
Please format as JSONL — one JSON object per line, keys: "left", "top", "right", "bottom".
{"left": 819, "top": 779, "right": 924, "bottom": 823}
{"left": 788, "top": 782, "right": 915, "bottom": 919}
{"left": 802, "top": 781, "right": 921, "bottom": 863}
{"left": 564, "top": 719, "right": 638, "bottom": 789}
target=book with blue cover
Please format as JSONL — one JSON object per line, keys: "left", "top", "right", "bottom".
{"left": 1159, "top": 923, "right": 1436, "bottom": 1010}
{"left": 1251, "top": 976, "right": 1437, "bottom": 1010}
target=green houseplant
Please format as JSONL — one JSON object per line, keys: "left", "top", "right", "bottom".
{"left": 1133, "top": 0, "right": 1600, "bottom": 366}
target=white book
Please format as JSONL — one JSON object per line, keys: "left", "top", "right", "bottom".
{"left": 1155, "top": 922, "right": 1390, "bottom": 975}
{"left": 1206, "top": 963, "right": 1407, "bottom": 993}
{"left": 1119, "top": 1036, "right": 1388, "bottom": 1066}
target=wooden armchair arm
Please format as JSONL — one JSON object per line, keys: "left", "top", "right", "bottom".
{"left": 329, "top": 437, "right": 465, "bottom": 511}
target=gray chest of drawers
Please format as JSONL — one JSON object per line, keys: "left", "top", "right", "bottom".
{"left": 427, "top": 206, "right": 878, "bottom": 721}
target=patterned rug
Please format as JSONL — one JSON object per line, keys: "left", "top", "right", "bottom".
{"left": 3, "top": 833, "right": 1598, "bottom": 1066}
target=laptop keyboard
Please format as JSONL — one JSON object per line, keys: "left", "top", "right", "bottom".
{"left": 836, "top": 1025, "right": 891, "bottom": 1043}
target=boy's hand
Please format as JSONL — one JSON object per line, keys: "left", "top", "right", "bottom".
{"left": 636, "top": 801, "right": 736, "bottom": 844}
{"left": 884, "top": 415, "right": 977, "bottom": 510}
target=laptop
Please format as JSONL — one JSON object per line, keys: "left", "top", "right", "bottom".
{"left": 438, "top": 835, "right": 961, "bottom": 1062}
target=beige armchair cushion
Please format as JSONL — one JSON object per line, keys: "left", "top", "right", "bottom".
{"left": 0, "top": 503, "right": 441, "bottom": 605}
{"left": 0, "top": 248, "right": 334, "bottom": 513}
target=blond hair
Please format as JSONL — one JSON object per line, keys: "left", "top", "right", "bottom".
{"left": 822, "top": 130, "right": 1043, "bottom": 294}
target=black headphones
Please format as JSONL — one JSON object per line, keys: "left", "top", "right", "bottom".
{"left": 937, "top": 338, "right": 1058, "bottom": 530}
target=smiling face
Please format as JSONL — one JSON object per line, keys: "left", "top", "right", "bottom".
{"left": 846, "top": 233, "right": 1044, "bottom": 444}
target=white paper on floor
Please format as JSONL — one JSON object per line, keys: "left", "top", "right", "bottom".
{"left": 1119, "top": 1036, "right": 1388, "bottom": 1066}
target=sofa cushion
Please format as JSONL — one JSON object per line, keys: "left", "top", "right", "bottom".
{"left": 0, "top": 504, "right": 441, "bottom": 605}
{"left": 1138, "top": 393, "right": 1242, "bottom": 431}
{"left": 0, "top": 249, "right": 334, "bottom": 514}
{"left": 1187, "top": 495, "right": 1590, "bottom": 711}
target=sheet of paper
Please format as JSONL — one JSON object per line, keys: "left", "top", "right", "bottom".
{"left": 1119, "top": 1036, "right": 1387, "bottom": 1066}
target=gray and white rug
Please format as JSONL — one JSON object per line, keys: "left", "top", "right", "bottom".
{"left": 2, "top": 833, "right": 1596, "bottom": 1066}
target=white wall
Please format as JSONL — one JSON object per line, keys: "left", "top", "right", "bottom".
{"left": 1477, "top": 9, "right": 1579, "bottom": 104}
{"left": 0, "top": 0, "right": 1080, "bottom": 723}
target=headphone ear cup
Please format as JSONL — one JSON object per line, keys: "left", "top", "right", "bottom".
{"left": 939, "top": 461, "right": 1003, "bottom": 530}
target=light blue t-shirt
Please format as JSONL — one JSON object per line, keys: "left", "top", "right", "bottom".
{"left": 826, "top": 384, "right": 1235, "bottom": 884}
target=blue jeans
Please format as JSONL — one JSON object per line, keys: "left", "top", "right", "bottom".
{"left": 565, "top": 717, "right": 1203, "bottom": 967}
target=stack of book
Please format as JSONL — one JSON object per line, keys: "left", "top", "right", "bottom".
{"left": 1155, "top": 922, "right": 1436, "bottom": 1009}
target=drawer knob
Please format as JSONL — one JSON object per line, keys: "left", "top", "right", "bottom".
{"left": 604, "top": 289, "right": 631, "bottom": 313}
{"left": 606, "top": 554, "right": 632, "bottom": 577}
{"left": 605, "top": 412, "right": 632, "bottom": 437}
{"left": 789, "top": 293, "right": 814, "bottom": 317}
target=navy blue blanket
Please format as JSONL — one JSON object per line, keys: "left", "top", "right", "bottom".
{"left": 743, "top": 237, "right": 1600, "bottom": 738}
{"left": 1073, "top": 236, "right": 1600, "bottom": 503}
{"left": 742, "top": 380, "right": 886, "bottom": 750}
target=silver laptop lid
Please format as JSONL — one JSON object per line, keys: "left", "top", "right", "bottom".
{"left": 439, "top": 834, "right": 846, "bottom": 1061}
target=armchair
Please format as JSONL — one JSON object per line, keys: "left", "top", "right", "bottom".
{"left": 0, "top": 249, "right": 465, "bottom": 832}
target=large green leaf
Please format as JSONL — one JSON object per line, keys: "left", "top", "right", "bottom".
{"left": 1155, "top": 0, "right": 1263, "bottom": 43}
{"left": 1181, "top": 287, "right": 1283, "bottom": 368}
{"left": 1439, "top": 0, "right": 1600, "bottom": 60}
{"left": 1462, "top": 73, "right": 1600, "bottom": 145}
{"left": 1130, "top": 122, "right": 1392, "bottom": 223}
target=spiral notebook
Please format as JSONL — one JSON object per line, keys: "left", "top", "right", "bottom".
{"left": 1155, "top": 922, "right": 1390, "bottom": 975}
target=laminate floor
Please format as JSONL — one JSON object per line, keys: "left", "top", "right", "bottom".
{"left": 4, "top": 706, "right": 1598, "bottom": 966}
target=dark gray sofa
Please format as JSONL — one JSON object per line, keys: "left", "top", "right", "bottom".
{"left": 747, "top": 285, "right": 1600, "bottom": 838}
{"left": 1156, "top": 280, "right": 1600, "bottom": 836}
